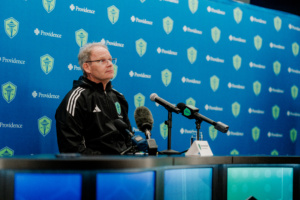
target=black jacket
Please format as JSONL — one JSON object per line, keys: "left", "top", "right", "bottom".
{"left": 55, "top": 76, "right": 132, "bottom": 155}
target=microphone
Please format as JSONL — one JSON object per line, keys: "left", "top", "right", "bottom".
{"left": 176, "top": 103, "right": 229, "bottom": 133}
{"left": 134, "top": 106, "right": 158, "bottom": 155}
{"left": 150, "top": 93, "right": 180, "bottom": 114}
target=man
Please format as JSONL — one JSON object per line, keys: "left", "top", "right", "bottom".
{"left": 55, "top": 42, "right": 132, "bottom": 155}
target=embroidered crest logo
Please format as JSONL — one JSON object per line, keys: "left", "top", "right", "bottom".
{"left": 232, "top": 102, "right": 241, "bottom": 118}
{"left": 290, "top": 128, "right": 297, "bottom": 143}
{"left": 273, "top": 61, "right": 281, "bottom": 76}
{"left": 0, "top": 147, "right": 14, "bottom": 157}
{"left": 272, "top": 105, "right": 280, "bottom": 120}
{"left": 233, "top": 54, "right": 241, "bottom": 71}
{"left": 40, "top": 54, "right": 54, "bottom": 75}
{"left": 187, "top": 47, "right": 197, "bottom": 64}
{"left": 43, "top": 0, "right": 56, "bottom": 13}
{"left": 210, "top": 75, "right": 219, "bottom": 92}
{"left": 111, "top": 64, "right": 118, "bottom": 81}
{"left": 254, "top": 35, "right": 262, "bottom": 50}
{"left": 160, "top": 122, "right": 168, "bottom": 139}
{"left": 136, "top": 38, "right": 147, "bottom": 57}
{"left": 209, "top": 125, "right": 218, "bottom": 141}
{"left": 233, "top": 7, "right": 243, "bottom": 24}
{"left": 211, "top": 27, "right": 221, "bottom": 43}
{"left": 4, "top": 17, "right": 19, "bottom": 39}
{"left": 161, "top": 69, "right": 172, "bottom": 87}
{"left": 75, "top": 29, "right": 88, "bottom": 47}
{"left": 188, "top": 0, "right": 198, "bottom": 14}
{"left": 253, "top": 81, "right": 261, "bottom": 96}
{"left": 115, "top": 102, "right": 121, "bottom": 115}
{"left": 291, "top": 85, "right": 298, "bottom": 100}
{"left": 107, "top": 5, "right": 119, "bottom": 24}
{"left": 292, "top": 42, "right": 299, "bottom": 56}
{"left": 163, "top": 16, "right": 173, "bottom": 34}
{"left": 274, "top": 16, "right": 282, "bottom": 31}
{"left": 186, "top": 97, "right": 196, "bottom": 107}
{"left": 2, "top": 82, "right": 17, "bottom": 103}
{"left": 38, "top": 116, "right": 52, "bottom": 136}
{"left": 134, "top": 93, "right": 145, "bottom": 108}
{"left": 252, "top": 126, "right": 260, "bottom": 142}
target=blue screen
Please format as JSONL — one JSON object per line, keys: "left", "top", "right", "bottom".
{"left": 14, "top": 173, "right": 82, "bottom": 200}
{"left": 164, "top": 168, "right": 213, "bottom": 200}
{"left": 96, "top": 171, "right": 155, "bottom": 200}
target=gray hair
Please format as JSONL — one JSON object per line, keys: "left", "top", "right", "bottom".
{"left": 78, "top": 42, "right": 108, "bottom": 76}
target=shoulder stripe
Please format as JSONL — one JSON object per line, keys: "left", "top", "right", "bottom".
{"left": 66, "top": 87, "right": 85, "bottom": 116}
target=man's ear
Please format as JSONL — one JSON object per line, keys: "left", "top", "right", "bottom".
{"left": 83, "top": 62, "right": 91, "bottom": 74}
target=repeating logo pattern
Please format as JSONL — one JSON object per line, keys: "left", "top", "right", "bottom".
{"left": 107, "top": 5, "right": 119, "bottom": 24}
{"left": 134, "top": 93, "right": 145, "bottom": 108}
{"left": 186, "top": 97, "right": 196, "bottom": 107}
{"left": 292, "top": 42, "right": 299, "bottom": 56}
{"left": 75, "top": 29, "right": 88, "bottom": 47}
{"left": 4, "top": 17, "right": 19, "bottom": 39}
{"left": 252, "top": 126, "right": 260, "bottom": 142}
{"left": 187, "top": 47, "right": 197, "bottom": 64}
{"left": 210, "top": 75, "right": 219, "bottom": 92}
{"left": 2, "top": 82, "right": 17, "bottom": 103}
{"left": 0, "top": 147, "right": 14, "bottom": 157}
{"left": 232, "top": 102, "right": 241, "bottom": 118}
{"left": 188, "top": 0, "right": 198, "bottom": 14}
{"left": 273, "top": 61, "right": 281, "bottom": 76}
{"left": 43, "top": 0, "right": 56, "bottom": 13}
{"left": 136, "top": 38, "right": 147, "bottom": 57}
{"left": 291, "top": 85, "right": 298, "bottom": 100}
{"left": 163, "top": 17, "right": 173, "bottom": 34}
{"left": 233, "top": 54, "right": 242, "bottom": 71}
{"left": 40, "top": 54, "right": 54, "bottom": 75}
{"left": 272, "top": 105, "right": 280, "bottom": 120}
{"left": 290, "top": 128, "right": 297, "bottom": 143}
{"left": 233, "top": 7, "right": 243, "bottom": 24}
{"left": 38, "top": 116, "right": 52, "bottom": 136}
{"left": 160, "top": 122, "right": 168, "bottom": 139}
{"left": 253, "top": 81, "right": 261, "bottom": 96}
{"left": 274, "top": 16, "right": 282, "bottom": 31}
{"left": 209, "top": 125, "right": 218, "bottom": 141}
{"left": 211, "top": 27, "right": 221, "bottom": 43}
{"left": 254, "top": 35, "right": 262, "bottom": 50}
{"left": 161, "top": 69, "right": 172, "bottom": 87}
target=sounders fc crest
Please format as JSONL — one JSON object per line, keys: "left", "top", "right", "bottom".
{"left": 233, "top": 7, "right": 243, "bottom": 24}
{"left": 115, "top": 102, "right": 121, "bottom": 115}
{"left": 136, "top": 38, "right": 147, "bottom": 57}
{"left": 209, "top": 125, "right": 218, "bottom": 141}
{"left": 189, "top": 0, "right": 198, "bottom": 14}
{"left": 291, "top": 85, "right": 298, "bottom": 100}
{"left": 290, "top": 128, "right": 297, "bottom": 143}
{"left": 163, "top": 17, "right": 173, "bottom": 34}
{"left": 161, "top": 69, "right": 172, "bottom": 87}
{"left": 233, "top": 54, "right": 241, "bottom": 71}
{"left": 232, "top": 102, "right": 241, "bottom": 118}
{"left": 272, "top": 105, "right": 280, "bottom": 120}
{"left": 292, "top": 42, "right": 299, "bottom": 56}
{"left": 160, "top": 122, "right": 168, "bottom": 139}
{"left": 107, "top": 5, "right": 119, "bottom": 24}
{"left": 230, "top": 149, "right": 239, "bottom": 155}
{"left": 40, "top": 54, "right": 54, "bottom": 75}
{"left": 253, "top": 81, "right": 261, "bottom": 96}
{"left": 274, "top": 16, "right": 282, "bottom": 31}
{"left": 186, "top": 97, "right": 196, "bottom": 107}
{"left": 43, "top": 0, "right": 56, "bottom": 13}
{"left": 210, "top": 75, "right": 219, "bottom": 92}
{"left": 252, "top": 126, "right": 260, "bottom": 142}
{"left": 2, "top": 82, "right": 17, "bottom": 103}
{"left": 38, "top": 116, "right": 52, "bottom": 137}
{"left": 254, "top": 35, "right": 262, "bottom": 50}
{"left": 273, "top": 61, "right": 281, "bottom": 76}
{"left": 0, "top": 147, "right": 14, "bottom": 157}
{"left": 211, "top": 27, "right": 221, "bottom": 43}
{"left": 4, "top": 17, "right": 19, "bottom": 39}
{"left": 75, "top": 29, "right": 88, "bottom": 47}
{"left": 134, "top": 93, "right": 145, "bottom": 108}
{"left": 187, "top": 47, "right": 197, "bottom": 64}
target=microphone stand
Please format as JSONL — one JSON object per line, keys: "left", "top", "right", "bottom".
{"left": 195, "top": 119, "right": 203, "bottom": 141}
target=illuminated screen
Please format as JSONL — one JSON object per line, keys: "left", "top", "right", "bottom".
{"left": 96, "top": 171, "right": 155, "bottom": 200}
{"left": 14, "top": 173, "right": 82, "bottom": 200}
{"left": 227, "top": 167, "right": 293, "bottom": 200}
{"left": 164, "top": 168, "right": 213, "bottom": 200}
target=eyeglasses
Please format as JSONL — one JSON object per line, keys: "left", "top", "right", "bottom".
{"left": 85, "top": 58, "right": 117, "bottom": 65}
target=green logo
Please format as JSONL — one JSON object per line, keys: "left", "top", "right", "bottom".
{"left": 211, "top": 27, "right": 221, "bottom": 43}
{"left": 111, "top": 64, "right": 118, "bottom": 81}
{"left": 0, "top": 147, "right": 14, "bottom": 157}
{"left": 187, "top": 47, "right": 197, "bottom": 64}
{"left": 161, "top": 69, "right": 172, "bottom": 87}
{"left": 271, "top": 150, "right": 279, "bottom": 156}
{"left": 134, "top": 93, "right": 145, "bottom": 108}
{"left": 163, "top": 16, "right": 173, "bottom": 34}
{"left": 40, "top": 54, "right": 54, "bottom": 75}
{"left": 209, "top": 125, "right": 218, "bottom": 141}
{"left": 272, "top": 105, "right": 280, "bottom": 120}
{"left": 274, "top": 16, "right": 282, "bottom": 31}
{"left": 254, "top": 35, "right": 262, "bottom": 50}
{"left": 290, "top": 128, "right": 297, "bottom": 143}
{"left": 273, "top": 61, "right": 281, "bottom": 76}
{"left": 4, "top": 17, "right": 19, "bottom": 39}
{"left": 210, "top": 75, "right": 219, "bottom": 92}
{"left": 136, "top": 38, "right": 147, "bottom": 57}
{"left": 107, "top": 5, "right": 119, "bottom": 24}
{"left": 38, "top": 116, "right": 52, "bottom": 137}
{"left": 115, "top": 102, "right": 121, "bottom": 114}
{"left": 230, "top": 149, "right": 239, "bottom": 155}
{"left": 232, "top": 102, "right": 241, "bottom": 118}
{"left": 186, "top": 97, "right": 196, "bottom": 107}
{"left": 233, "top": 54, "right": 242, "bottom": 71}
{"left": 188, "top": 0, "right": 198, "bottom": 14}
{"left": 292, "top": 42, "right": 299, "bottom": 56}
{"left": 253, "top": 81, "right": 261, "bottom": 96}
{"left": 43, "top": 0, "right": 56, "bottom": 13}
{"left": 2, "top": 82, "right": 17, "bottom": 103}
{"left": 291, "top": 85, "right": 298, "bottom": 100}
{"left": 160, "top": 122, "right": 168, "bottom": 139}
{"left": 75, "top": 29, "right": 88, "bottom": 47}
{"left": 252, "top": 126, "right": 260, "bottom": 142}
{"left": 183, "top": 108, "right": 191, "bottom": 116}
{"left": 233, "top": 7, "right": 243, "bottom": 24}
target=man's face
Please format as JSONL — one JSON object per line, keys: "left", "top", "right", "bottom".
{"left": 84, "top": 46, "right": 114, "bottom": 84}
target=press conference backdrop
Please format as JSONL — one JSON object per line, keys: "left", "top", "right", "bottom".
{"left": 0, "top": 0, "right": 299, "bottom": 156}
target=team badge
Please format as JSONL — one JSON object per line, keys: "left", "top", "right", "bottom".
{"left": 273, "top": 61, "right": 281, "bottom": 76}
{"left": 187, "top": 47, "right": 197, "bottom": 64}
{"left": 160, "top": 122, "right": 168, "bottom": 140}
{"left": 211, "top": 27, "right": 221, "bottom": 43}
{"left": 40, "top": 54, "right": 54, "bottom": 75}
{"left": 232, "top": 102, "right": 241, "bottom": 118}
{"left": 136, "top": 38, "right": 147, "bottom": 57}
{"left": 0, "top": 147, "right": 14, "bottom": 157}
{"left": 161, "top": 69, "right": 172, "bottom": 87}
{"left": 163, "top": 16, "right": 173, "bottom": 34}
{"left": 272, "top": 105, "right": 280, "bottom": 120}
{"left": 134, "top": 93, "right": 145, "bottom": 108}
{"left": 291, "top": 85, "right": 298, "bottom": 100}
{"left": 186, "top": 97, "right": 195, "bottom": 107}
{"left": 292, "top": 42, "right": 299, "bottom": 56}
{"left": 290, "top": 128, "right": 297, "bottom": 143}
{"left": 38, "top": 116, "right": 52, "bottom": 136}
{"left": 254, "top": 35, "right": 262, "bottom": 50}
{"left": 274, "top": 16, "right": 282, "bottom": 31}
{"left": 115, "top": 102, "right": 121, "bottom": 115}
{"left": 43, "top": 0, "right": 56, "bottom": 13}
{"left": 233, "top": 54, "right": 241, "bottom": 71}
{"left": 252, "top": 126, "right": 260, "bottom": 142}
{"left": 209, "top": 126, "right": 218, "bottom": 141}
{"left": 253, "top": 81, "right": 261, "bottom": 96}
{"left": 4, "top": 17, "right": 19, "bottom": 39}
{"left": 210, "top": 75, "right": 219, "bottom": 92}
{"left": 75, "top": 29, "right": 88, "bottom": 47}
{"left": 188, "top": 0, "right": 198, "bottom": 14}
{"left": 2, "top": 82, "right": 17, "bottom": 103}
{"left": 233, "top": 7, "right": 243, "bottom": 24}
{"left": 107, "top": 5, "right": 119, "bottom": 24}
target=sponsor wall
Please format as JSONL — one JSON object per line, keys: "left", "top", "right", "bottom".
{"left": 0, "top": 0, "right": 299, "bottom": 156}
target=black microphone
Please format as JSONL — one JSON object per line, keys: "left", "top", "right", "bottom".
{"left": 150, "top": 93, "right": 180, "bottom": 114}
{"left": 134, "top": 106, "right": 158, "bottom": 155}
{"left": 177, "top": 103, "right": 229, "bottom": 133}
